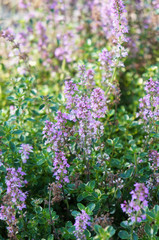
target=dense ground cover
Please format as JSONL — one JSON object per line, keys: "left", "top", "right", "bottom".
{"left": 0, "top": 0, "right": 159, "bottom": 239}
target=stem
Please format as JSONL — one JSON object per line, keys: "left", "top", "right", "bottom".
{"left": 84, "top": 139, "right": 90, "bottom": 182}
{"left": 62, "top": 185, "right": 69, "bottom": 211}
{"left": 130, "top": 223, "right": 135, "bottom": 240}
{"left": 48, "top": 190, "right": 57, "bottom": 236}
{"left": 105, "top": 66, "right": 117, "bottom": 95}
{"left": 134, "top": 152, "right": 137, "bottom": 175}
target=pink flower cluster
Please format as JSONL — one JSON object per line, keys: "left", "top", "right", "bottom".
{"left": 43, "top": 66, "right": 107, "bottom": 184}
{"left": 121, "top": 183, "right": 149, "bottom": 223}
{"left": 90, "top": 88, "right": 107, "bottom": 118}
{"left": 55, "top": 32, "right": 76, "bottom": 62}
{"left": 138, "top": 78, "right": 159, "bottom": 123}
{"left": 43, "top": 112, "right": 73, "bottom": 186}
{"left": 64, "top": 67, "right": 107, "bottom": 155}
{"left": 98, "top": 0, "right": 128, "bottom": 88}
{"left": 36, "top": 22, "right": 48, "bottom": 56}
{"left": 43, "top": 111, "right": 74, "bottom": 152}
{"left": 73, "top": 210, "right": 91, "bottom": 240}
{"left": 19, "top": 0, "right": 30, "bottom": 9}
{"left": 78, "top": 65, "right": 95, "bottom": 87}
{"left": 1, "top": 29, "right": 15, "bottom": 42}
{"left": 53, "top": 152, "right": 70, "bottom": 188}
{"left": 45, "top": 0, "right": 65, "bottom": 18}
{"left": 97, "top": 0, "right": 128, "bottom": 45}
{"left": 153, "top": 0, "right": 159, "bottom": 9}
{"left": 149, "top": 150, "right": 159, "bottom": 183}
{"left": 111, "top": 0, "right": 128, "bottom": 45}
{"left": 0, "top": 167, "right": 27, "bottom": 237}
{"left": 19, "top": 144, "right": 33, "bottom": 163}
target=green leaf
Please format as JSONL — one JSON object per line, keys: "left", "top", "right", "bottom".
{"left": 118, "top": 230, "right": 130, "bottom": 239}
{"left": 154, "top": 205, "right": 159, "bottom": 213}
{"left": 25, "top": 98, "right": 33, "bottom": 102}
{"left": 16, "top": 109, "right": 20, "bottom": 116}
{"left": 47, "top": 234, "right": 54, "bottom": 240}
{"left": 89, "top": 180, "right": 96, "bottom": 189}
{"left": 32, "top": 110, "right": 39, "bottom": 116}
{"left": 156, "top": 121, "right": 159, "bottom": 125}
{"left": 107, "top": 139, "right": 113, "bottom": 145}
{"left": 7, "top": 96, "right": 15, "bottom": 100}
{"left": 108, "top": 109, "right": 115, "bottom": 117}
{"left": 107, "top": 226, "right": 115, "bottom": 237}
{"left": 37, "top": 159, "right": 46, "bottom": 165}
{"left": 31, "top": 89, "right": 37, "bottom": 95}
{"left": 153, "top": 133, "right": 159, "bottom": 138}
{"left": 115, "top": 143, "right": 123, "bottom": 148}
{"left": 120, "top": 221, "right": 130, "bottom": 229}
{"left": 77, "top": 203, "right": 85, "bottom": 211}
{"left": 13, "top": 130, "right": 23, "bottom": 135}
{"left": 50, "top": 106, "right": 58, "bottom": 112}
{"left": 146, "top": 211, "right": 155, "bottom": 220}
{"left": 116, "top": 189, "right": 121, "bottom": 199}
{"left": 94, "top": 224, "right": 102, "bottom": 234}
{"left": 152, "top": 225, "right": 158, "bottom": 235}
{"left": 58, "top": 93, "right": 62, "bottom": 99}
{"left": 119, "top": 126, "right": 126, "bottom": 132}
{"left": 144, "top": 223, "right": 154, "bottom": 237}
{"left": 20, "top": 135, "right": 25, "bottom": 141}
{"left": 26, "top": 118, "right": 35, "bottom": 122}
{"left": 71, "top": 210, "right": 79, "bottom": 217}
{"left": 65, "top": 221, "right": 72, "bottom": 227}
{"left": 77, "top": 194, "right": 84, "bottom": 202}
{"left": 87, "top": 203, "right": 95, "bottom": 212}
{"left": 84, "top": 229, "right": 91, "bottom": 238}
{"left": 39, "top": 104, "right": 45, "bottom": 110}
{"left": 111, "top": 158, "right": 120, "bottom": 168}
{"left": 77, "top": 192, "right": 89, "bottom": 201}
{"left": 132, "top": 232, "right": 138, "bottom": 240}
{"left": 120, "top": 167, "right": 133, "bottom": 179}
{"left": 9, "top": 141, "right": 16, "bottom": 152}
{"left": 0, "top": 131, "right": 5, "bottom": 136}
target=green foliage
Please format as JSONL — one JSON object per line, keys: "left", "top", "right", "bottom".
{"left": 0, "top": 1, "right": 159, "bottom": 239}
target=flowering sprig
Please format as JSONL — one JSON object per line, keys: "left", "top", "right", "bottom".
{"left": 19, "top": 144, "right": 33, "bottom": 163}
{"left": 43, "top": 111, "right": 74, "bottom": 152}
{"left": 43, "top": 112, "right": 73, "bottom": 185}
{"left": 44, "top": 0, "right": 65, "bottom": 22}
{"left": 0, "top": 167, "right": 27, "bottom": 238}
{"left": 149, "top": 150, "right": 159, "bottom": 183}
{"left": 138, "top": 78, "right": 159, "bottom": 130}
{"left": 43, "top": 66, "right": 107, "bottom": 185}
{"left": 36, "top": 21, "right": 49, "bottom": 65}
{"left": 64, "top": 68, "right": 107, "bottom": 156}
{"left": 19, "top": 0, "right": 30, "bottom": 9}
{"left": 53, "top": 151, "right": 70, "bottom": 188}
{"left": 111, "top": 0, "right": 128, "bottom": 45}
{"left": 98, "top": 1, "right": 128, "bottom": 103}
{"left": 0, "top": 28, "right": 29, "bottom": 75}
{"left": 55, "top": 32, "right": 76, "bottom": 63}
{"left": 121, "top": 183, "right": 149, "bottom": 223}
{"left": 73, "top": 210, "right": 91, "bottom": 240}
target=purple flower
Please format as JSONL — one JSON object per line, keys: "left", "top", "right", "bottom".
{"left": 19, "top": 144, "right": 33, "bottom": 163}
{"left": 19, "top": 0, "right": 30, "bottom": 9}
{"left": 54, "top": 31, "right": 76, "bottom": 62}
{"left": 90, "top": 88, "right": 107, "bottom": 118}
{"left": 43, "top": 66, "right": 108, "bottom": 185}
{"left": 1, "top": 29, "right": 15, "bottom": 42}
{"left": 121, "top": 183, "right": 149, "bottom": 223}
{"left": 0, "top": 168, "right": 27, "bottom": 237}
{"left": 138, "top": 78, "right": 159, "bottom": 130}
{"left": 53, "top": 151, "right": 70, "bottom": 187}
{"left": 74, "top": 210, "right": 91, "bottom": 240}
